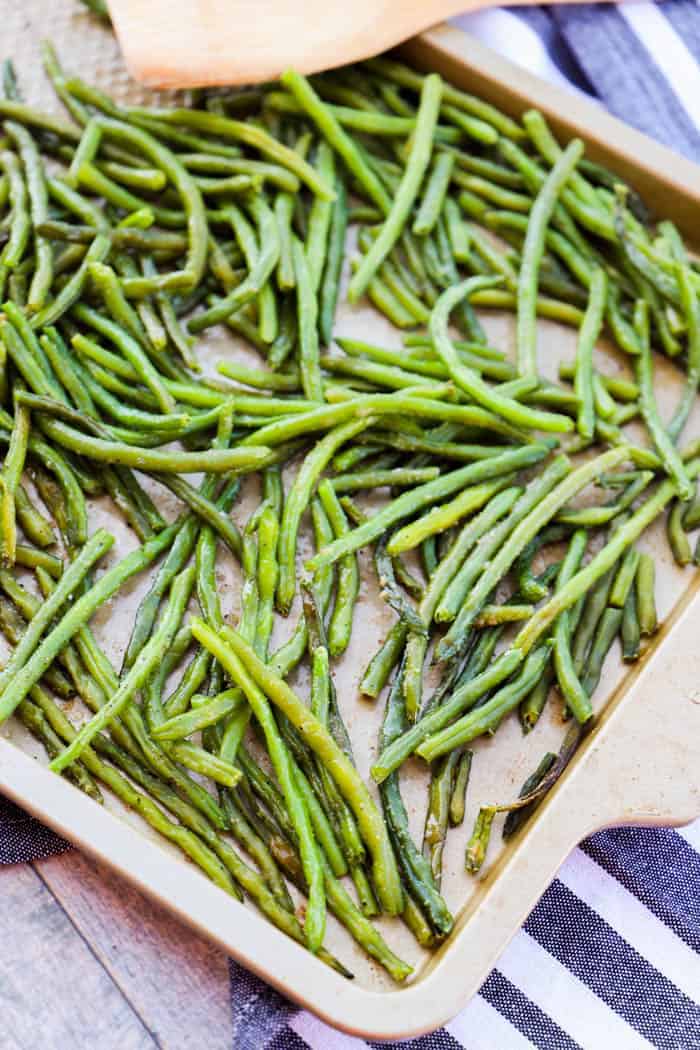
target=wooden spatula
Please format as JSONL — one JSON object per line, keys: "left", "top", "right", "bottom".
{"left": 106, "top": 0, "right": 583, "bottom": 89}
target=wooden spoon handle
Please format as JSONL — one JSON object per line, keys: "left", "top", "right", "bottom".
{"left": 106, "top": 0, "right": 499, "bottom": 88}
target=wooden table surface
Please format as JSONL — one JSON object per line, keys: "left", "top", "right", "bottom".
{"left": 1, "top": 849, "right": 232, "bottom": 1049}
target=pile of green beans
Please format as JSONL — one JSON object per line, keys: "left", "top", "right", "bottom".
{"left": 0, "top": 34, "right": 697, "bottom": 976}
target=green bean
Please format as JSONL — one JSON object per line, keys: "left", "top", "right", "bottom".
{"left": 668, "top": 262, "right": 700, "bottom": 442}
{"left": 422, "top": 750, "right": 459, "bottom": 887}
{"left": 17, "top": 696, "right": 102, "bottom": 800}
{"left": 305, "top": 625, "right": 373, "bottom": 909}
{"left": 571, "top": 565, "right": 616, "bottom": 676}
{"left": 441, "top": 196, "right": 470, "bottom": 265}
{"left": 319, "top": 175, "right": 348, "bottom": 345}
{"left": 0, "top": 100, "right": 80, "bottom": 145}
{"left": 372, "top": 649, "right": 521, "bottom": 782}
{"left": 192, "top": 624, "right": 326, "bottom": 949}
{"left": 288, "top": 234, "right": 323, "bottom": 401}
{"left": 367, "top": 57, "right": 524, "bottom": 140}
{"left": 183, "top": 153, "right": 298, "bottom": 191}
{"left": 277, "top": 418, "right": 366, "bottom": 614}
{"left": 130, "top": 104, "right": 334, "bottom": 200}
{"left": 274, "top": 189, "right": 296, "bottom": 293}
{"left": 96, "top": 116, "right": 206, "bottom": 290}
{"left": 124, "top": 515, "right": 199, "bottom": 669}
{"left": 244, "top": 391, "right": 521, "bottom": 447}
{"left": 305, "top": 141, "right": 336, "bottom": 293}
{"left": 621, "top": 586, "right": 641, "bottom": 662}
{"left": 51, "top": 565, "right": 196, "bottom": 772}
{"left": 682, "top": 484, "right": 700, "bottom": 530}
{"left": 439, "top": 447, "right": 631, "bottom": 661}
{"left": 413, "top": 152, "right": 454, "bottom": 237}
{"left": 360, "top": 621, "right": 409, "bottom": 699}
{"left": 418, "top": 646, "right": 551, "bottom": 761}
{"left": 217, "top": 360, "right": 299, "bottom": 392}
{"left": 66, "top": 117, "right": 101, "bottom": 186}
{"left": 321, "top": 351, "right": 439, "bottom": 391}
{"left": 387, "top": 476, "right": 511, "bottom": 557}
{"left": 277, "top": 72, "right": 388, "bottom": 214}
{"left": 666, "top": 499, "right": 692, "bottom": 565}
{"left": 430, "top": 277, "right": 574, "bottom": 431}
{"left": 194, "top": 173, "right": 262, "bottom": 197}
{"left": 502, "top": 751, "right": 558, "bottom": 839}
{"left": 40, "top": 40, "right": 87, "bottom": 124}
{"left": 152, "top": 474, "right": 241, "bottom": 558}
{"left": 88, "top": 260, "right": 149, "bottom": 346}
{"left": 633, "top": 300, "right": 692, "bottom": 500}
{"left": 0, "top": 396, "right": 29, "bottom": 565}
{"left": 591, "top": 372, "right": 616, "bottom": 422}
{"left": 317, "top": 480, "right": 358, "bottom": 658}
{"left": 610, "top": 548, "right": 641, "bottom": 607}
{"left": 474, "top": 604, "right": 534, "bottom": 626}
{"left": 253, "top": 501, "right": 279, "bottom": 660}
{"left": 50, "top": 612, "right": 226, "bottom": 831}
{"left": 30, "top": 232, "right": 112, "bottom": 329}
{"left": 151, "top": 290, "right": 198, "bottom": 371}
{"left": 378, "top": 662, "right": 453, "bottom": 936}
{"left": 556, "top": 471, "right": 653, "bottom": 527}
{"left": 161, "top": 649, "right": 210, "bottom": 721}
{"left": 0, "top": 598, "right": 73, "bottom": 700}
{"left": 30, "top": 685, "right": 239, "bottom": 896}
{"left": 440, "top": 106, "right": 497, "bottom": 145}
{"left": 102, "top": 161, "right": 167, "bottom": 192}
{"left": 513, "top": 524, "right": 568, "bottom": 603}
{"left": 449, "top": 750, "right": 472, "bottom": 827}
{"left": 6, "top": 122, "right": 52, "bottom": 311}
{"left": 514, "top": 465, "right": 700, "bottom": 656}
{"left": 0, "top": 528, "right": 113, "bottom": 714}
{"left": 636, "top": 552, "right": 657, "bottom": 635}
{"left": 38, "top": 219, "right": 186, "bottom": 254}
{"left": 14, "top": 435, "right": 86, "bottom": 548}
{"left": 513, "top": 146, "right": 586, "bottom": 358}
{"left": 188, "top": 198, "right": 279, "bottom": 333}
{"left": 36, "top": 415, "right": 269, "bottom": 473}
{"left": 464, "top": 806, "right": 495, "bottom": 874}
{"left": 307, "top": 444, "right": 547, "bottom": 578}
{"left": 165, "top": 742, "right": 240, "bottom": 788}
{"left": 266, "top": 88, "right": 455, "bottom": 141}
{"left": 455, "top": 172, "right": 531, "bottom": 212}
{"left": 0, "top": 150, "right": 29, "bottom": 271}
{"left": 13, "top": 544, "right": 62, "bottom": 577}
{"left": 436, "top": 466, "right": 566, "bottom": 626}
{"left": 46, "top": 176, "right": 106, "bottom": 230}
{"left": 574, "top": 267, "right": 607, "bottom": 439}
{"left": 520, "top": 665, "right": 554, "bottom": 732}
{"left": 332, "top": 467, "right": 438, "bottom": 494}
{"left": 378, "top": 257, "right": 431, "bottom": 323}
{"left": 349, "top": 74, "right": 442, "bottom": 302}
{"left": 370, "top": 530, "right": 425, "bottom": 636}
{"left": 14, "top": 483, "right": 55, "bottom": 548}
{"left": 0, "top": 311, "right": 59, "bottom": 399}
{"left": 552, "top": 529, "right": 591, "bottom": 724}
{"left": 523, "top": 110, "right": 601, "bottom": 209}
{"left": 239, "top": 527, "right": 260, "bottom": 646}
{"left": 580, "top": 606, "right": 623, "bottom": 698}
{"left": 199, "top": 620, "right": 404, "bottom": 915}
{"left": 73, "top": 308, "right": 176, "bottom": 415}
{"left": 38, "top": 329, "right": 93, "bottom": 416}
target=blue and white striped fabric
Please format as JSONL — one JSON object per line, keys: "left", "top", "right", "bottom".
{"left": 2, "top": 6, "right": 699, "bottom": 1048}
{"left": 228, "top": 6, "right": 700, "bottom": 1048}
{"left": 234, "top": 823, "right": 700, "bottom": 1050}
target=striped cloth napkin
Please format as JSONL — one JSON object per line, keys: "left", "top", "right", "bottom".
{"left": 2, "top": 5, "right": 700, "bottom": 1048}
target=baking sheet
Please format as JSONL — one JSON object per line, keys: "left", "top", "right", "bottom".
{"left": 0, "top": 3, "right": 699, "bottom": 1035}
